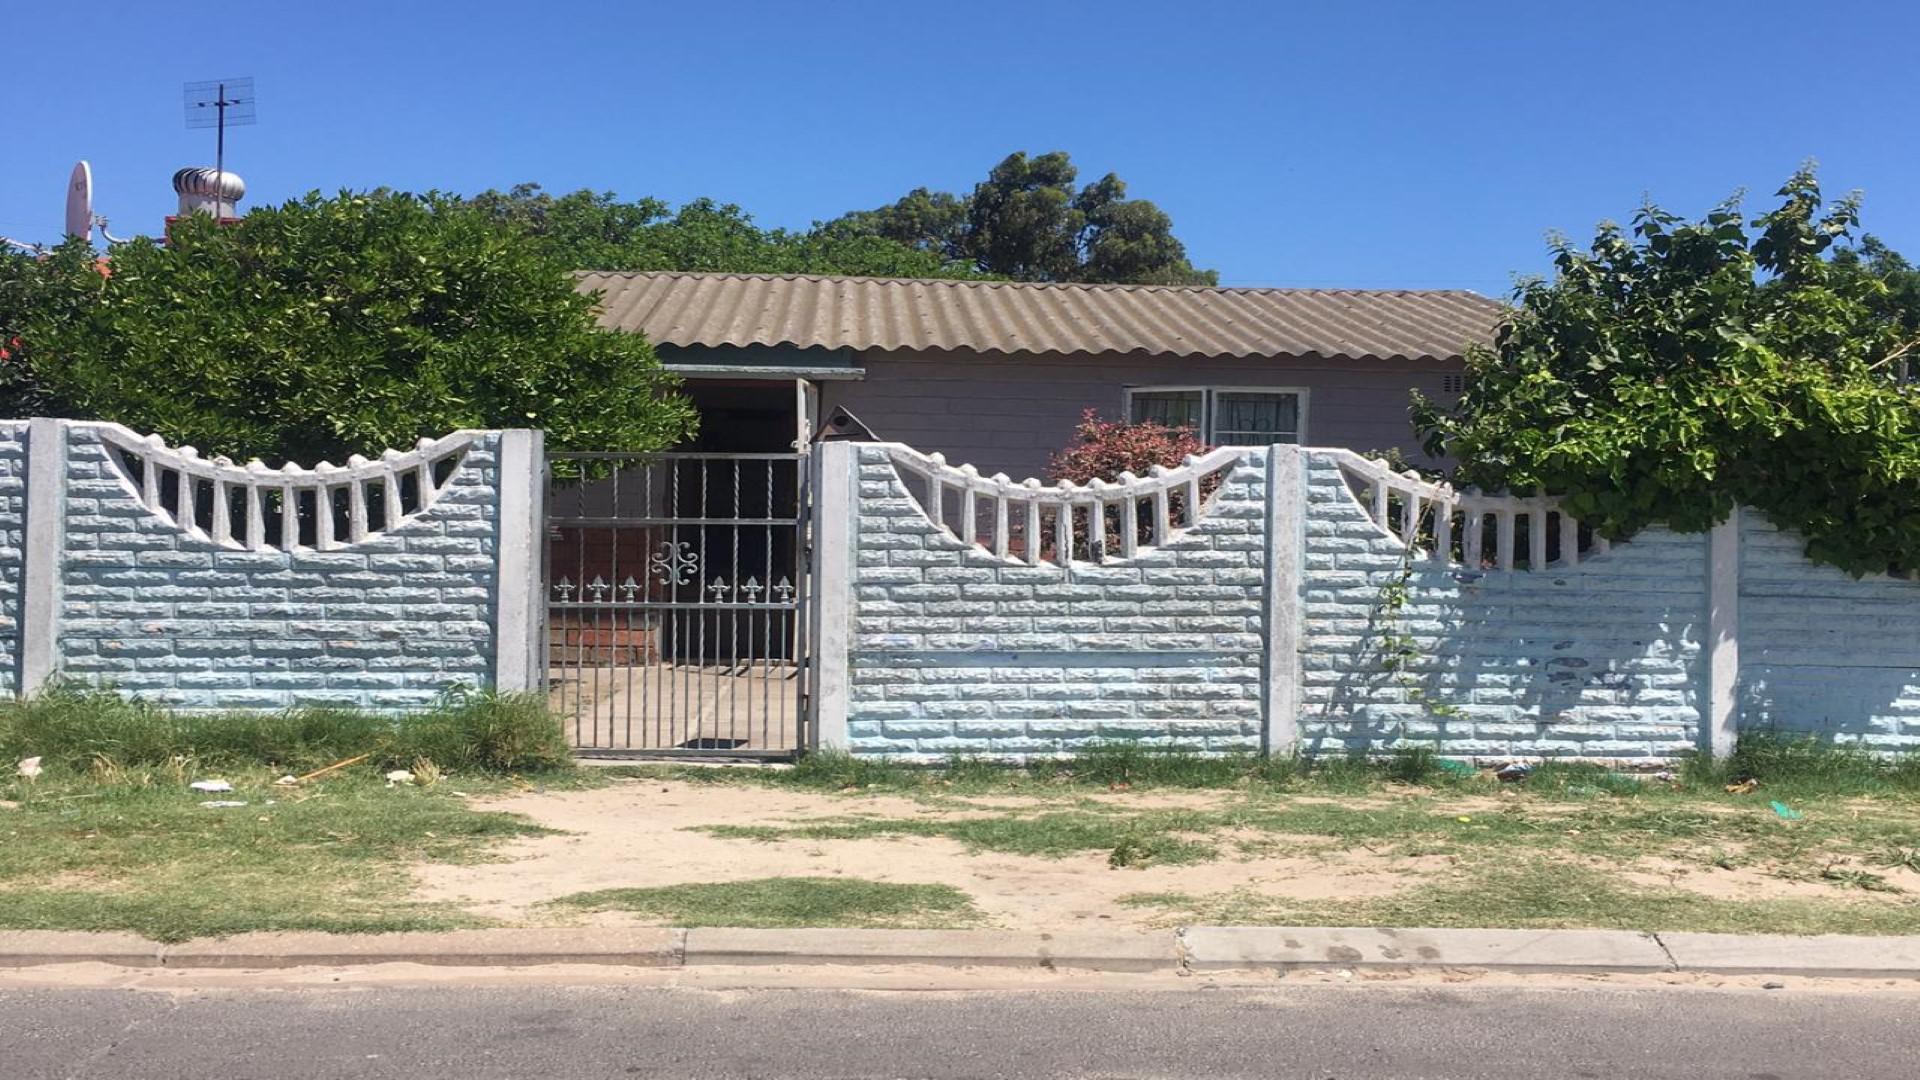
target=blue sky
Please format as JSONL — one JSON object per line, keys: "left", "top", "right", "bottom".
{"left": 4, "top": 0, "right": 1915, "bottom": 294}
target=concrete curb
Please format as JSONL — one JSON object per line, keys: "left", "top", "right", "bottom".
{"left": 2, "top": 927, "right": 1918, "bottom": 979}
{"left": 682, "top": 928, "right": 1181, "bottom": 972}
{"left": 1179, "top": 927, "right": 1673, "bottom": 974}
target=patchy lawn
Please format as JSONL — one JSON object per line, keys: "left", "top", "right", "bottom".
{"left": 415, "top": 751, "right": 1920, "bottom": 937}
{"left": 0, "top": 762, "right": 554, "bottom": 942}
{"left": 8, "top": 723, "right": 1920, "bottom": 939}
{"left": 553, "top": 877, "right": 981, "bottom": 929}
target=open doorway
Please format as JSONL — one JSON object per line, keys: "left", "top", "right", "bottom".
{"left": 678, "top": 380, "right": 808, "bottom": 452}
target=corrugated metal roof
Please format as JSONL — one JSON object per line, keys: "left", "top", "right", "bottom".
{"left": 577, "top": 270, "right": 1504, "bottom": 362}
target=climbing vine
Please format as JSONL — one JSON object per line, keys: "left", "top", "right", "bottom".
{"left": 1369, "top": 501, "right": 1461, "bottom": 721}
{"left": 1414, "top": 167, "right": 1920, "bottom": 577}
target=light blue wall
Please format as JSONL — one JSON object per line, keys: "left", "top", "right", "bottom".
{"left": 1737, "top": 516, "right": 1920, "bottom": 750}
{"left": 846, "top": 444, "right": 1271, "bottom": 758}
{"left": 52, "top": 424, "right": 504, "bottom": 711}
{"left": 1298, "top": 454, "right": 1707, "bottom": 760}
{"left": 839, "top": 445, "right": 1920, "bottom": 761}
{"left": 0, "top": 422, "right": 25, "bottom": 695}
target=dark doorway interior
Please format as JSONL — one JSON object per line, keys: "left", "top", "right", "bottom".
{"left": 679, "top": 381, "right": 798, "bottom": 452}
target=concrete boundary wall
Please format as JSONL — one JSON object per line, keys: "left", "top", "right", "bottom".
{"left": 3, "top": 419, "right": 545, "bottom": 711}
{"left": 816, "top": 441, "right": 1920, "bottom": 761}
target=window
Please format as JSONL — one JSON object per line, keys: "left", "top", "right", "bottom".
{"left": 1126, "top": 389, "right": 1203, "bottom": 430}
{"left": 1125, "top": 386, "right": 1306, "bottom": 445}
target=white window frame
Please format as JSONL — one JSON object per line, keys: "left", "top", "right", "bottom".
{"left": 1123, "top": 385, "right": 1310, "bottom": 446}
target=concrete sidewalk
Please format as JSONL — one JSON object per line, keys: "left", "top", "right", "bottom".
{"left": 4, "top": 926, "right": 1920, "bottom": 979}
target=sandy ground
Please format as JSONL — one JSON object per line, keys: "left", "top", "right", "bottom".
{"left": 413, "top": 780, "right": 1431, "bottom": 931}
{"left": 411, "top": 778, "right": 1919, "bottom": 932}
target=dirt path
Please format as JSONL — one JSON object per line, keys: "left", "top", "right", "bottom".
{"left": 412, "top": 780, "right": 1418, "bottom": 931}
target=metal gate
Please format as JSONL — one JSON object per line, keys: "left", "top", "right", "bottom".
{"left": 545, "top": 452, "right": 809, "bottom": 757}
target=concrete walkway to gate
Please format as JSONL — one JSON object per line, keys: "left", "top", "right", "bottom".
{"left": 550, "top": 663, "right": 803, "bottom": 753}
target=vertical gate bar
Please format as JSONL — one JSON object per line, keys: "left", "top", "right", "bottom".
{"left": 590, "top": 576, "right": 603, "bottom": 748}
{"left": 672, "top": 461, "right": 684, "bottom": 749}
{"left": 611, "top": 460, "right": 624, "bottom": 748}
{"left": 756, "top": 457, "right": 771, "bottom": 745}
{"left": 731, "top": 460, "right": 743, "bottom": 746}
{"left": 696, "top": 459, "right": 710, "bottom": 747}
{"left": 651, "top": 512, "right": 663, "bottom": 750}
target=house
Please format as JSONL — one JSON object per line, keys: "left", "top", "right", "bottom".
{"left": 580, "top": 270, "right": 1504, "bottom": 477}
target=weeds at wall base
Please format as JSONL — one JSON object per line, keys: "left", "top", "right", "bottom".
{"left": 0, "top": 685, "right": 574, "bottom": 776}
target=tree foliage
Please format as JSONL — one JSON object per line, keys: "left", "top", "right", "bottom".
{"left": 827, "top": 151, "right": 1217, "bottom": 285}
{"left": 465, "top": 184, "right": 978, "bottom": 279}
{"left": 1414, "top": 167, "right": 1920, "bottom": 575}
{"left": 1833, "top": 234, "right": 1920, "bottom": 340}
{"left": 1, "top": 191, "right": 695, "bottom": 463}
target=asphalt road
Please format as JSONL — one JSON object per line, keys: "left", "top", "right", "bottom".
{"left": 3, "top": 982, "right": 1916, "bottom": 1079}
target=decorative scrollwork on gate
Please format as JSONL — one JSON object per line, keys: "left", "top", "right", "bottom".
{"left": 649, "top": 541, "right": 699, "bottom": 586}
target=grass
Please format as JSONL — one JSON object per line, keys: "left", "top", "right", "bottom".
{"left": 617, "top": 734, "right": 1920, "bottom": 802}
{"left": 1119, "top": 859, "right": 1920, "bottom": 937}
{"left": 0, "top": 685, "right": 575, "bottom": 775}
{"left": 7, "top": 691, "right": 1920, "bottom": 938}
{"left": 655, "top": 736, "right": 1920, "bottom": 935}
{"left": 1679, "top": 732, "right": 1920, "bottom": 800}
{"left": 0, "top": 764, "right": 551, "bottom": 941}
{"left": 0, "top": 688, "right": 575, "bottom": 941}
{"left": 551, "top": 877, "right": 981, "bottom": 929}
{"left": 706, "top": 809, "right": 1223, "bottom": 866}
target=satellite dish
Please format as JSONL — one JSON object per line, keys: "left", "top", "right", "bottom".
{"left": 65, "top": 161, "right": 93, "bottom": 241}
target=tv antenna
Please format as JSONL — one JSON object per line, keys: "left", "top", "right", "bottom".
{"left": 183, "top": 77, "right": 256, "bottom": 193}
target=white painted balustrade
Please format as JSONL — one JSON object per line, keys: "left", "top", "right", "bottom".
{"left": 1329, "top": 450, "right": 1609, "bottom": 570}
{"left": 885, "top": 444, "right": 1245, "bottom": 566}
{"left": 98, "top": 426, "right": 473, "bottom": 552}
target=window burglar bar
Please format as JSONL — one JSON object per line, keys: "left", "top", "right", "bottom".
{"left": 544, "top": 452, "right": 810, "bottom": 757}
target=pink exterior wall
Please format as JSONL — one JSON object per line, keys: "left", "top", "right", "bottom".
{"left": 818, "top": 349, "right": 1461, "bottom": 479}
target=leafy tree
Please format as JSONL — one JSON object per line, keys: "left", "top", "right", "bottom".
{"left": 3, "top": 191, "right": 695, "bottom": 463}
{"left": 466, "top": 184, "right": 979, "bottom": 279}
{"left": 827, "top": 151, "right": 1218, "bottom": 285}
{"left": 1414, "top": 167, "right": 1920, "bottom": 575}
{"left": 825, "top": 187, "right": 969, "bottom": 258}
{"left": 1833, "top": 234, "right": 1920, "bottom": 340}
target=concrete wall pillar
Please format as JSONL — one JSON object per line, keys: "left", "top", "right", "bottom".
{"left": 1264, "top": 444, "right": 1304, "bottom": 756}
{"left": 1706, "top": 507, "right": 1741, "bottom": 760}
{"left": 492, "top": 428, "right": 545, "bottom": 694}
{"left": 18, "top": 418, "right": 66, "bottom": 696}
{"left": 808, "top": 440, "right": 856, "bottom": 751}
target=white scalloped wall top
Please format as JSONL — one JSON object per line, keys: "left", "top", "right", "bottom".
{"left": 1328, "top": 449, "right": 1610, "bottom": 570}
{"left": 885, "top": 443, "right": 1247, "bottom": 566}
{"left": 96, "top": 425, "right": 474, "bottom": 552}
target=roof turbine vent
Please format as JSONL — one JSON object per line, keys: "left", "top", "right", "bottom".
{"left": 172, "top": 167, "right": 246, "bottom": 219}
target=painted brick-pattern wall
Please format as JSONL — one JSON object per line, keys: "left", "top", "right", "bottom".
{"left": 0, "top": 422, "right": 26, "bottom": 695}
{"left": 56, "top": 424, "right": 504, "bottom": 710}
{"left": 1738, "top": 516, "right": 1920, "bottom": 750}
{"left": 1296, "top": 452, "right": 1708, "bottom": 760}
{"left": 845, "top": 443, "right": 1271, "bottom": 758}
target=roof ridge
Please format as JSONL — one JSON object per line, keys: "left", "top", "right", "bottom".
{"left": 571, "top": 268, "right": 1497, "bottom": 302}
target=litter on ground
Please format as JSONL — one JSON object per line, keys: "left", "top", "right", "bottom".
{"left": 198, "top": 800, "right": 248, "bottom": 809}
{"left": 189, "top": 780, "right": 234, "bottom": 793}
{"left": 16, "top": 756, "right": 42, "bottom": 779}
